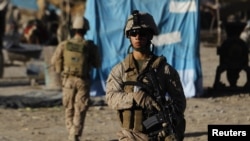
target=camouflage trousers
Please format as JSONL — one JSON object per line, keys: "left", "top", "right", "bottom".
{"left": 62, "top": 76, "right": 90, "bottom": 138}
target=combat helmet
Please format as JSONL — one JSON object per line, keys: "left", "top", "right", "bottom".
{"left": 72, "top": 15, "right": 90, "bottom": 31}
{"left": 124, "top": 10, "right": 158, "bottom": 39}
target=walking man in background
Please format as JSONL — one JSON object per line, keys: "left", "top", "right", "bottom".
{"left": 51, "top": 15, "right": 101, "bottom": 141}
{"left": 106, "top": 10, "right": 186, "bottom": 141}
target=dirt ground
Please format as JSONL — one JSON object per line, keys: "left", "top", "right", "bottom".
{"left": 0, "top": 34, "right": 250, "bottom": 141}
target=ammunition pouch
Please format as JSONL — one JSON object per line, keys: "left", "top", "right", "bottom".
{"left": 119, "top": 108, "right": 144, "bottom": 132}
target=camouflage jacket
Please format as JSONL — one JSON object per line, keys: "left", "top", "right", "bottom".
{"left": 105, "top": 53, "right": 186, "bottom": 117}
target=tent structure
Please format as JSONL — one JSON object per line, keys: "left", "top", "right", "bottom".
{"left": 85, "top": 0, "right": 202, "bottom": 98}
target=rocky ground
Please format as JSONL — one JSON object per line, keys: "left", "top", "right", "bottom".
{"left": 0, "top": 33, "right": 250, "bottom": 141}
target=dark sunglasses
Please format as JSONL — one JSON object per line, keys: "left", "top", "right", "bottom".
{"left": 128, "top": 29, "right": 150, "bottom": 37}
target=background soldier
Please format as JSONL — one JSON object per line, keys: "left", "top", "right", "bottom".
{"left": 106, "top": 10, "right": 186, "bottom": 141}
{"left": 51, "top": 15, "right": 101, "bottom": 141}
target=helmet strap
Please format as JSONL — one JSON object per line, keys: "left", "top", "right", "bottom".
{"left": 127, "top": 45, "right": 132, "bottom": 53}
{"left": 150, "top": 43, "right": 155, "bottom": 53}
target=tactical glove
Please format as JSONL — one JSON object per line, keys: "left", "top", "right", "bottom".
{"left": 158, "top": 122, "right": 177, "bottom": 141}
{"left": 157, "top": 122, "right": 167, "bottom": 138}
{"left": 133, "top": 90, "right": 161, "bottom": 111}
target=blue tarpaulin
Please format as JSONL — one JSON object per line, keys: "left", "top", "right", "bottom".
{"left": 85, "top": 0, "right": 202, "bottom": 98}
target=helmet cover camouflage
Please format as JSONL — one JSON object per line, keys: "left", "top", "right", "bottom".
{"left": 124, "top": 10, "right": 158, "bottom": 37}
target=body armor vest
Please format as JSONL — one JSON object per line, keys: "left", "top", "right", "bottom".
{"left": 119, "top": 55, "right": 166, "bottom": 132}
{"left": 121, "top": 65, "right": 144, "bottom": 131}
{"left": 63, "top": 41, "right": 89, "bottom": 77}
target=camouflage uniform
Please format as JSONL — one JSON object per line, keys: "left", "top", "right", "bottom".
{"left": 105, "top": 10, "right": 186, "bottom": 141}
{"left": 51, "top": 16, "right": 100, "bottom": 141}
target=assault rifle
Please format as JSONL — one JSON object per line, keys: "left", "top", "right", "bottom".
{"left": 136, "top": 67, "right": 177, "bottom": 140}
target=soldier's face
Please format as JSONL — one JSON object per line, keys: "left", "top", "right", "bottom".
{"left": 129, "top": 29, "right": 150, "bottom": 49}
